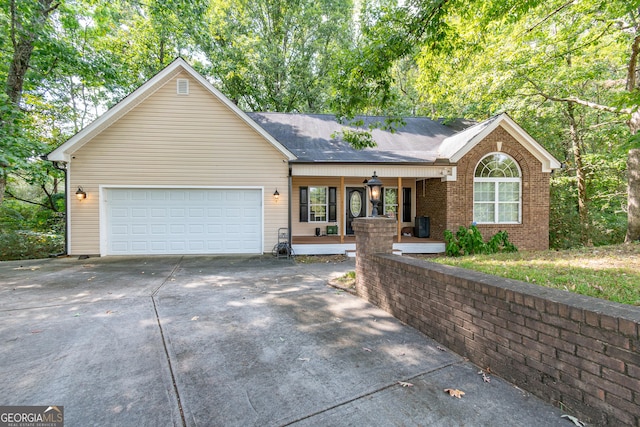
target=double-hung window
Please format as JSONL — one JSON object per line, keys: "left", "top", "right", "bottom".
{"left": 309, "top": 186, "right": 327, "bottom": 222}
{"left": 473, "top": 153, "right": 521, "bottom": 224}
{"left": 383, "top": 188, "right": 398, "bottom": 218}
{"left": 300, "top": 186, "right": 336, "bottom": 223}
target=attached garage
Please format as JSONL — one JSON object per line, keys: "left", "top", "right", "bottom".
{"left": 103, "top": 188, "right": 263, "bottom": 255}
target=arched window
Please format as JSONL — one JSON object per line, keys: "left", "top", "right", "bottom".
{"left": 473, "top": 153, "right": 521, "bottom": 224}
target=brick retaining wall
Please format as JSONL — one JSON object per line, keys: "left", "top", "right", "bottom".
{"left": 353, "top": 218, "right": 640, "bottom": 426}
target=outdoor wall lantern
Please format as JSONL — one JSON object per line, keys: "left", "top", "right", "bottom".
{"left": 366, "top": 172, "right": 382, "bottom": 217}
{"left": 75, "top": 187, "right": 87, "bottom": 201}
{"left": 273, "top": 189, "right": 280, "bottom": 201}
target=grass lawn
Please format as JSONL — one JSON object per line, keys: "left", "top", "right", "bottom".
{"left": 419, "top": 243, "right": 640, "bottom": 306}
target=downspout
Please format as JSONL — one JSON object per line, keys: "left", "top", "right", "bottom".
{"left": 288, "top": 166, "right": 292, "bottom": 249}
{"left": 51, "top": 160, "right": 68, "bottom": 256}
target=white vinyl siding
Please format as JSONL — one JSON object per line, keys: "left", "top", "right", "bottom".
{"left": 69, "top": 71, "right": 288, "bottom": 255}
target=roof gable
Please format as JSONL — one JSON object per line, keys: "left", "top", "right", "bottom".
{"left": 439, "top": 113, "right": 561, "bottom": 172}
{"left": 48, "top": 58, "right": 296, "bottom": 162}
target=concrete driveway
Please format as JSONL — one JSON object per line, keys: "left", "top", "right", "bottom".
{"left": 0, "top": 256, "right": 571, "bottom": 426}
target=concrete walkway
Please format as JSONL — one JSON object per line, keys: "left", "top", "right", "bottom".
{"left": 0, "top": 256, "right": 573, "bottom": 426}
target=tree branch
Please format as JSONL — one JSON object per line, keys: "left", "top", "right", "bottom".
{"left": 525, "top": 78, "right": 635, "bottom": 114}
{"left": 525, "top": 0, "right": 575, "bottom": 34}
{"left": 5, "top": 190, "right": 52, "bottom": 210}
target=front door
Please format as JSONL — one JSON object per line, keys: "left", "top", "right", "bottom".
{"left": 346, "top": 187, "right": 366, "bottom": 235}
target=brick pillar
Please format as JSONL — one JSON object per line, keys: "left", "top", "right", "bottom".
{"left": 352, "top": 217, "right": 396, "bottom": 296}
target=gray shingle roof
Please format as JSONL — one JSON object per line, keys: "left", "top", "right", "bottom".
{"left": 248, "top": 113, "right": 472, "bottom": 163}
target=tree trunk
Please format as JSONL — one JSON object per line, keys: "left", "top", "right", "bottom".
{"left": 566, "top": 102, "right": 590, "bottom": 245}
{"left": 0, "top": 175, "right": 6, "bottom": 207}
{"left": 626, "top": 149, "right": 640, "bottom": 242}
{"left": 1, "top": 0, "right": 58, "bottom": 206}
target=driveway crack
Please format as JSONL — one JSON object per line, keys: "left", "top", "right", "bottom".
{"left": 152, "top": 256, "right": 183, "bottom": 297}
{"left": 152, "top": 257, "right": 187, "bottom": 426}
{"left": 278, "top": 360, "right": 462, "bottom": 427}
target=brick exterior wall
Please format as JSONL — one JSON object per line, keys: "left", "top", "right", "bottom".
{"left": 417, "top": 178, "right": 448, "bottom": 240}
{"left": 417, "top": 127, "right": 552, "bottom": 250}
{"left": 354, "top": 223, "right": 640, "bottom": 426}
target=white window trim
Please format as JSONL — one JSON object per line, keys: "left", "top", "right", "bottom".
{"left": 473, "top": 153, "right": 522, "bottom": 224}
{"left": 308, "top": 186, "right": 328, "bottom": 223}
{"left": 383, "top": 187, "right": 398, "bottom": 218}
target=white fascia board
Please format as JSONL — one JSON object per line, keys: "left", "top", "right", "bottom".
{"left": 448, "top": 113, "right": 561, "bottom": 173}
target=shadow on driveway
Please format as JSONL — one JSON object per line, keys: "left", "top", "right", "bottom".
{"left": 0, "top": 256, "right": 570, "bottom": 426}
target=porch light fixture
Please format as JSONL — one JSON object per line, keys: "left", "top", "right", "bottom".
{"left": 75, "top": 187, "right": 87, "bottom": 201}
{"left": 366, "top": 172, "right": 382, "bottom": 217}
{"left": 273, "top": 189, "right": 280, "bottom": 201}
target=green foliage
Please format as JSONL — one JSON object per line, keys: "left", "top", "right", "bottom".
{"left": 0, "top": 231, "right": 63, "bottom": 261}
{"left": 0, "top": 197, "right": 64, "bottom": 260}
{"left": 444, "top": 225, "right": 517, "bottom": 257}
{"left": 550, "top": 154, "right": 627, "bottom": 249}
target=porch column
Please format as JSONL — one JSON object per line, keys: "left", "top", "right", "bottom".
{"left": 340, "top": 176, "right": 345, "bottom": 243}
{"left": 397, "top": 177, "right": 402, "bottom": 242}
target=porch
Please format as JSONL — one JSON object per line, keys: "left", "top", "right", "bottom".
{"left": 291, "top": 235, "right": 445, "bottom": 256}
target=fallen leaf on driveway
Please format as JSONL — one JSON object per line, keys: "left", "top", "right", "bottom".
{"left": 478, "top": 370, "right": 491, "bottom": 383}
{"left": 444, "top": 388, "right": 465, "bottom": 398}
{"left": 561, "top": 415, "right": 585, "bottom": 427}
{"left": 398, "top": 381, "right": 413, "bottom": 387}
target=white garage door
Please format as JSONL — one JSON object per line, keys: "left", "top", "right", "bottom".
{"left": 105, "top": 188, "right": 262, "bottom": 255}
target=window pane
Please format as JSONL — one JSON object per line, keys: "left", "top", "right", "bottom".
{"left": 475, "top": 154, "right": 520, "bottom": 178}
{"left": 309, "top": 187, "right": 326, "bottom": 204}
{"left": 310, "top": 205, "right": 326, "bottom": 222}
{"left": 474, "top": 203, "right": 494, "bottom": 223}
{"left": 384, "top": 188, "right": 398, "bottom": 216}
{"left": 309, "top": 187, "right": 327, "bottom": 222}
{"left": 499, "top": 182, "right": 519, "bottom": 202}
{"left": 474, "top": 182, "right": 495, "bottom": 202}
{"left": 498, "top": 203, "right": 519, "bottom": 222}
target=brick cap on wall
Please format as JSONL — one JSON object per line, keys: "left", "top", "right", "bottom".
{"left": 352, "top": 217, "right": 397, "bottom": 235}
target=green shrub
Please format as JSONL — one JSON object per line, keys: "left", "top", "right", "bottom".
{"left": 0, "top": 231, "right": 64, "bottom": 261}
{"left": 444, "top": 225, "right": 517, "bottom": 257}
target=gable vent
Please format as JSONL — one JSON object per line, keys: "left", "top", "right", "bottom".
{"left": 177, "top": 78, "right": 189, "bottom": 95}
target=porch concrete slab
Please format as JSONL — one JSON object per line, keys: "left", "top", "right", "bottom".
{"left": 0, "top": 256, "right": 574, "bottom": 426}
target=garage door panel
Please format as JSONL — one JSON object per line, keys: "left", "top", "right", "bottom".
{"left": 150, "top": 241, "right": 167, "bottom": 251}
{"left": 170, "top": 224, "right": 186, "bottom": 234}
{"left": 171, "top": 191, "right": 188, "bottom": 201}
{"left": 170, "top": 208, "right": 186, "bottom": 218}
{"left": 131, "top": 225, "right": 148, "bottom": 234}
{"left": 106, "top": 188, "right": 262, "bottom": 255}
{"left": 151, "top": 208, "right": 167, "bottom": 218}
